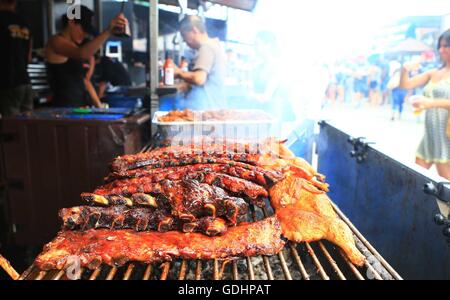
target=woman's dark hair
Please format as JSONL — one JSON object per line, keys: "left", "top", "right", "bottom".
{"left": 437, "top": 29, "right": 450, "bottom": 68}
{"left": 438, "top": 29, "right": 450, "bottom": 50}
{"left": 61, "top": 5, "right": 96, "bottom": 35}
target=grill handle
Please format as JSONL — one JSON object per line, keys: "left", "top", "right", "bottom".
{"left": 424, "top": 182, "right": 450, "bottom": 241}
{"left": 0, "top": 253, "right": 20, "bottom": 280}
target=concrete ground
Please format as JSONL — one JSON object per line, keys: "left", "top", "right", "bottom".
{"left": 320, "top": 101, "right": 425, "bottom": 167}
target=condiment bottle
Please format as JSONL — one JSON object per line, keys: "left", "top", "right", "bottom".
{"left": 163, "top": 52, "right": 175, "bottom": 86}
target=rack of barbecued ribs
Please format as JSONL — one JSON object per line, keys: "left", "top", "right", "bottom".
{"left": 32, "top": 138, "right": 366, "bottom": 272}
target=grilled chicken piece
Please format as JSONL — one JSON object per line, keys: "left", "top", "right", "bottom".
{"left": 34, "top": 217, "right": 285, "bottom": 270}
{"left": 276, "top": 208, "right": 365, "bottom": 266}
{"left": 270, "top": 175, "right": 365, "bottom": 266}
{"left": 104, "top": 163, "right": 283, "bottom": 187}
{"left": 260, "top": 157, "right": 329, "bottom": 191}
{"left": 257, "top": 138, "right": 328, "bottom": 191}
{"left": 269, "top": 176, "right": 335, "bottom": 217}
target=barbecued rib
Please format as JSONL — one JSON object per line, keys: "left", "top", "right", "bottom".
{"left": 110, "top": 142, "right": 266, "bottom": 172}
{"left": 34, "top": 217, "right": 284, "bottom": 270}
{"left": 104, "top": 163, "right": 284, "bottom": 187}
{"left": 59, "top": 206, "right": 230, "bottom": 236}
{"left": 188, "top": 172, "right": 268, "bottom": 206}
{"left": 158, "top": 179, "right": 249, "bottom": 224}
{"left": 94, "top": 173, "right": 268, "bottom": 207}
{"left": 182, "top": 217, "right": 228, "bottom": 236}
{"left": 110, "top": 144, "right": 328, "bottom": 191}
{"left": 111, "top": 152, "right": 263, "bottom": 174}
{"left": 85, "top": 178, "right": 249, "bottom": 224}
{"left": 80, "top": 193, "right": 158, "bottom": 208}
{"left": 60, "top": 206, "right": 172, "bottom": 232}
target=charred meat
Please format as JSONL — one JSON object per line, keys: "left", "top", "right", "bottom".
{"left": 59, "top": 206, "right": 230, "bottom": 236}
{"left": 35, "top": 217, "right": 284, "bottom": 270}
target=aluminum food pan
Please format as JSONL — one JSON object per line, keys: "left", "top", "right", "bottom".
{"left": 152, "top": 110, "right": 279, "bottom": 145}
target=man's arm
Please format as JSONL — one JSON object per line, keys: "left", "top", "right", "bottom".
{"left": 177, "top": 68, "right": 208, "bottom": 86}
{"left": 176, "top": 43, "right": 213, "bottom": 86}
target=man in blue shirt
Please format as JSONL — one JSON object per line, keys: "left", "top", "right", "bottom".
{"left": 174, "top": 15, "right": 227, "bottom": 110}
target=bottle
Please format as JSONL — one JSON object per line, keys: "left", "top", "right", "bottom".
{"left": 179, "top": 56, "right": 189, "bottom": 73}
{"left": 163, "top": 52, "right": 175, "bottom": 86}
{"left": 112, "top": 4, "right": 131, "bottom": 38}
{"left": 158, "top": 59, "right": 164, "bottom": 85}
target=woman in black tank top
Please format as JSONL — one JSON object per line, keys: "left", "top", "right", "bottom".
{"left": 45, "top": 5, "right": 128, "bottom": 107}
{"left": 47, "top": 52, "right": 89, "bottom": 107}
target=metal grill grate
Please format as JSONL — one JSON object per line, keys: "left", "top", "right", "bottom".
{"left": 19, "top": 203, "right": 402, "bottom": 280}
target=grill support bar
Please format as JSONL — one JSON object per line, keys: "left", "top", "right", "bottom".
{"left": 178, "top": 260, "right": 187, "bottom": 280}
{"left": 246, "top": 257, "right": 255, "bottom": 280}
{"left": 318, "top": 242, "right": 346, "bottom": 280}
{"left": 339, "top": 251, "right": 364, "bottom": 280}
{"left": 195, "top": 261, "right": 202, "bottom": 280}
{"left": 160, "top": 262, "right": 170, "bottom": 280}
{"left": 306, "top": 242, "right": 329, "bottom": 280}
{"left": 106, "top": 267, "right": 117, "bottom": 280}
{"left": 330, "top": 202, "right": 402, "bottom": 280}
{"left": 123, "top": 264, "right": 135, "bottom": 280}
{"left": 262, "top": 256, "right": 274, "bottom": 280}
{"left": 232, "top": 261, "right": 238, "bottom": 280}
{"left": 289, "top": 244, "right": 310, "bottom": 280}
{"left": 89, "top": 267, "right": 102, "bottom": 280}
{"left": 143, "top": 265, "right": 153, "bottom": 280}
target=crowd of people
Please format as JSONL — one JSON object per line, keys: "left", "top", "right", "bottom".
{"left": 320, "top": 29, "right": 450, "bottom": 179}
{"left": 322, "top": 56, "right": 440, "bottom": 119}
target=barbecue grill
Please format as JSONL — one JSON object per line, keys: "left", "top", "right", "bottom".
{"left": 0, "top": 142, "right": 402, "bottom": 281}
{"left": 3, "top": 202, "right": 401, "bottom": 280}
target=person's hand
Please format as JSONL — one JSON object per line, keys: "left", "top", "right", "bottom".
{"left": 174, "top": 65, "right": 183, "bottom": 77}
{"left": 402, "top": 61, "right": 421, "bottom": 72}
{"left": 107, "top": 13, "right": 128, "bottom": 34}
{"left": 410, "top": 96, "right": 433, "bottom": 110}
